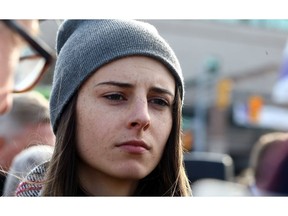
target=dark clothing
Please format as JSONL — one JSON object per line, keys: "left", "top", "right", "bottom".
{"left": 0, "top": 173, "right": 6, "bottom": 196}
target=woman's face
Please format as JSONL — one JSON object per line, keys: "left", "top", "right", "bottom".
{"left": 76, "top": 56, "right": 175, "bottom": 182}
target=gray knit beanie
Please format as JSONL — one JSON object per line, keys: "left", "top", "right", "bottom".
{"left": 50, "top": 19, "right": 184, "bottom": 133}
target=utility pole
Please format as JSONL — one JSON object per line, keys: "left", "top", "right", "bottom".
{"left": 193, "top": 56, "right": 220, "bottom": 152}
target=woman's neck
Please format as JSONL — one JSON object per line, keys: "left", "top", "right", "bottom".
{"left": 78, "top": 163, "right": 138, "bottom": 196}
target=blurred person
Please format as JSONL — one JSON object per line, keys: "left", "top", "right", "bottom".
{"left": 16, "top": 19, "right": 191, "bottom": 196}
{"left": 3, "top": 145, "right": 53, "bottom": 196}
{"left": 238, "top": 132, "right": 288, "bottom": 196}
{"left": 0, "top": 91, "right": 55, "bottom": 195}
{"left": 0, "top": 20, "right": 54, "bottom": 115}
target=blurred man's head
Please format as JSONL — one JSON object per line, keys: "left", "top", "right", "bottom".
{"left": 0, "top": 91, "right": 55, "bottom": 171}
{"left": 0, "top": 20, "right": 55, "bottom": 115}
{"left": 0, "top": 20, "right": 39, "bottom": 114}
{"left": 249, "top": 132, "right": 288, "bottom": 195}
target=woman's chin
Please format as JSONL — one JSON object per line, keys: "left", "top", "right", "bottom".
{"left": 112, "top": 165, "right": 151, "bottom": 180}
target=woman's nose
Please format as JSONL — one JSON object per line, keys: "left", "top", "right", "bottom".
{"left": 128, "top": 98, "right": 151, "bottom": 131}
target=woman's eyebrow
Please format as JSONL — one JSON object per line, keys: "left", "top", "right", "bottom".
{"left": 94, "top": 81, "right": 174, "bottom": 97}
{"left": 150, "top": 87, "right": 174, "bottom": 98}
{"left": 94, "top": 81, "right": 133, "bottom": 88}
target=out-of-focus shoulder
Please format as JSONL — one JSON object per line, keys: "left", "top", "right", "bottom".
{"left": 15, "top": 161, "right": 49, "bottom": 197}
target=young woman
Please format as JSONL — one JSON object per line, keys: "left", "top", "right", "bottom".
{"left": 15, "top": 19, "right": 191, "bottom": 196}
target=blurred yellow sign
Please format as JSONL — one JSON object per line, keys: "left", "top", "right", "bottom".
{"left": 216, "top": 78, "right": 232, "bottom": 110}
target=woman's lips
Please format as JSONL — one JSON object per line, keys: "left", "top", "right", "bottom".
{"left": 116, "top": 140, "right": 150, "bottom": 154}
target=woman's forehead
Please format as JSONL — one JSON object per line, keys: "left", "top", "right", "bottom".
{"left": 90, "top": 56, "right": 175, "bottom": 84}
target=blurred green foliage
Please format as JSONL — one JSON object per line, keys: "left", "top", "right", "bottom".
{"left": 35, "top": 85, "right": 51, "bottom": 99}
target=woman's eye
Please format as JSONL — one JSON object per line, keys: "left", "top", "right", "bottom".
{"left": 150, "top": 98, "right": 169, "bottom": 107}
{"left": 104, "top": 94, "right": 125, "bottom": 101}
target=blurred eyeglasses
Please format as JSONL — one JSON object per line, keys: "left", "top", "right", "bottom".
{"left": 2, "top": 20, "right": 55, "bottom": 93}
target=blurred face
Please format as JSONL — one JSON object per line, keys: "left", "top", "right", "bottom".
{"left": 76, "top": 56, "right": 175, "bottom": 187}
{"left": 0, "top": 123, "right": 55, "bottom": 171}
{"left": 0, "top": 20, "right": 38, "bottom": 114}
